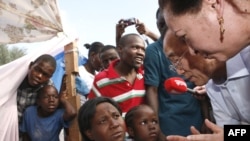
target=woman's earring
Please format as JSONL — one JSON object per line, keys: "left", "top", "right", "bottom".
{"left": 218, "top": 17, "right": 225, "bottom": 42}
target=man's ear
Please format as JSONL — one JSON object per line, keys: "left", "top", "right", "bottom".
{"left": 85, "top": 130, "right": 94, "bottom": 140}
{"left": 127, "top": 127, "right": 135, "bottom": 138}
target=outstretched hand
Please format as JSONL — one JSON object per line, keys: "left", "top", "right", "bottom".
{"left": 59, "top": 74, "right": 68, "bottom": 103}
{"left": 116, "top": 19, "right": 128, "bottom": 37}
{"left": 192, "top": 85, "right": 207, "bottom": 100}
{"left": 166, "top": 119, "right": 224, "bottom": 141}
{"left": 135, "top": 19, "right": 148, "bottom": 35}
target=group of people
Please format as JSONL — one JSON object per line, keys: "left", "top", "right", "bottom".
{"left": 78, "top": 97, "right": 162, "bottom": 141}
{"left": 17, "top": 55, "right": 76, "bottom": 141}
{"left": 158, "top": 0, "right": 250, "bottom": 141}
{"left": 10, "top": 0, "right": 250, "bottom": 141}
{"left": 77, "top": 6, "right": 211, "bottom": 141}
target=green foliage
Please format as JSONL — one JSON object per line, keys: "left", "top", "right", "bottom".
{"left": 0, "top": 44, "right": 26, "bottom": 66}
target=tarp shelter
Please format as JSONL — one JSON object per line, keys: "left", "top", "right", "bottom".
{"left": 0, "top": 0, "right": 78, "bottom": 140}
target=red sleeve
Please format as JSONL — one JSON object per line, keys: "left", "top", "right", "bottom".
{"left": 87, "top": 76, "right": 99, "bottom": 99}
{"left": 87, "top": 89, "right": 95, "bottom": 99}
{"left": 87, "top": 71, "right": 107, "bottom": 99}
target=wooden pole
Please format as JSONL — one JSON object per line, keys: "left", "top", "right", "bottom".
{"left": 64, "top": 41, "right": 81, "bottom": 141}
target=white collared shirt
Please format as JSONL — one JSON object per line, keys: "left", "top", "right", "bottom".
{"left": 206, "top": 46, "right": 250, "bottom": 127}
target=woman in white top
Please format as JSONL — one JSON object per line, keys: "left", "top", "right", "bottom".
{"left": 78, "top": 42, "right": 104, "bottom": 105}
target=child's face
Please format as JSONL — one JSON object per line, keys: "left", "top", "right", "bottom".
{"left": 129, "top": 106, "right": 160, "bottom": 141}
{"left": 28, "top": 61, "right": 55, "bottom": 87}
{"left": 86, "top": 102, "right": 126, "bottom": 141}
{"left": 38, "top": 86, "right": 59, "bottom": 115}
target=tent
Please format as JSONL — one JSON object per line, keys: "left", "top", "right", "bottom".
{"left": 0, "top": 0, "right": 79, "bottom": 140}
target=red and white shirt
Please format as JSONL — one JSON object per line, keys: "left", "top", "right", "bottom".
{"left": 88, "top": 59, "right": 145, "bottom": 116}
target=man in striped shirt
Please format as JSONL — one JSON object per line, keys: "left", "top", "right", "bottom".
{"left": 88, "top": 33, "right": 146, "bottom": 116}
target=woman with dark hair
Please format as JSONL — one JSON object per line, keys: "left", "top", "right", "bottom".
{"left": 78, "top": 42, "right": 104, "bottom": 105}
{"left": 83, "top": 41, "right": 104, "bottom": 74}
{"left": 78, "top": 97, "right": 126, "bottom": 141}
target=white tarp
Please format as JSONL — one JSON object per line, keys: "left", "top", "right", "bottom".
{"left": 0, "top": 0, "right": 71, "bottom": 140}
{"left": 0, "top": 0, "right": 63, "bottom": 44}
{"left": 0, "top": 35, "right": 75, "bottom": 141}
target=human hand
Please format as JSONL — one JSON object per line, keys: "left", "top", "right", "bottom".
{"left": 166, "top": 126, "right": 200, "bottom": 141}
{"left": 193, "top": 85, "right": 206, "bottom": 94}
{"left": 186, "top": 119, "right": 223, "bottom": 141}
{"left": 116, "top": 19, "right": 128, "bottom": 37}
{"left": 192, "top": 85, "right": 207, "bottom": 100}
{"left": 59, "top": 74, "right": 68, "bottom": 103}
{"left": 135, "top": 19, "right": 148, "bottom": 35}
{"left": 166, "top": 119, "right": 224, "bottom": 141}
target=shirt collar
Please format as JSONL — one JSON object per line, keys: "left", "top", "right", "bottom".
{"left": 226, "top": 52, "right": 249, "bottom": 79}
{"left": 107, "top": 59, "right": 144, "bottom": 79}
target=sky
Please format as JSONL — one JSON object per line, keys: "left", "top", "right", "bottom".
{"left": 11, "top": 0, "right": 160, "bottom": 56}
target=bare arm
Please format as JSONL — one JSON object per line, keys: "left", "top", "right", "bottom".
{"left": 115, "top": 19, "right": 127, "bottom": 46}
{"left": 59, "top": 92, "right": 77, "bottom": 121}
{"left": 59, "top": 75, "right": 77, "bottom": 121}
{"left": 144, "top": 30, "right": 159, "bottom": 42}
{"left": 135, "top": 19, "right": 159, "bottom": 41}
{"left": 145, "top": 85, "right": 159, "bottom": 115}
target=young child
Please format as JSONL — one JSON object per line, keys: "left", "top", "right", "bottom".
{"left": 19, "top": 85, "right": 76, "bottom": 141}
{"left": 125, "top": 104, "right": 163, "bottom": 141}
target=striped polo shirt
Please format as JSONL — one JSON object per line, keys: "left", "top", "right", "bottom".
{"left": 88, "top": 59, "right": 145, "bottom": 116}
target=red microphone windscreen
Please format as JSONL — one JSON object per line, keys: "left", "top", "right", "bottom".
{"left": 164, "top": 77, "right": 188, "bottom": 94}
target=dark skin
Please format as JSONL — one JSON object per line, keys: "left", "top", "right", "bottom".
{"left": 115, "top": 35, "right": 145, "bottom": 84}
{"left": 85, "top": 102, "right": 126, "bottom": 141}
{"left": 127, "top": 105, "right": 161, "bottom": 141}
{"left": 100, "top": 48, "right": 120, "bottom": 69}
{"left": 22, "top": 76, "right": 76, "bottom": 141}
{"left": 27, "top": 61, "right": 55, "bottom": 87}
{"left": 84, "top": 51, "right": 103, "bottom": 75}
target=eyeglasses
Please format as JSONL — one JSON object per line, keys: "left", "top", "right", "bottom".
{"left": 169, "top": 49, "right": 189, "bottom": 72}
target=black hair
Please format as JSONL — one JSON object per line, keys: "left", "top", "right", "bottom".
{"left": 84, "top": 42, "right": 104, "bottom": 57}
{"left": 125, "top": 105, "right": 147, "bottom": 129}
{"left": 156, "top": 8, "right": 168, "bottom": 37}
{"left": 36, "top": 85, "right": 58, "bottom": 100}
{"left": 100, "top": 45, "right": 117, "bottom": 54}
{"left": 33, "top": 54, "right": 56, "bottom": 70}
{"left": 158, "top": 0, "right": 202, "bottom": 16}
{"left": 78, "top": 97, "right": 122, "bottom": 141}
{"left": 125, "top": 104, "right": 152, "bottom": 139}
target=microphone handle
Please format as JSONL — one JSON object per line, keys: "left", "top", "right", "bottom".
{"left": 187, "top": 88, "right": 197, "bottom": 94}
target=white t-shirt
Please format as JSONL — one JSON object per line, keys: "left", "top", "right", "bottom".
{"left": 78, "top": 65, "right": 95, "bottom": 105}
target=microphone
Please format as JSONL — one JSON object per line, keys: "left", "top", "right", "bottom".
{"left": 164, "top": 77, "right": 196, "bottom": 94}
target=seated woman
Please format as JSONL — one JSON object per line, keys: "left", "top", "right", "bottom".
{"left": 78, "top": 97, "right": 126, "bottom": 141}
